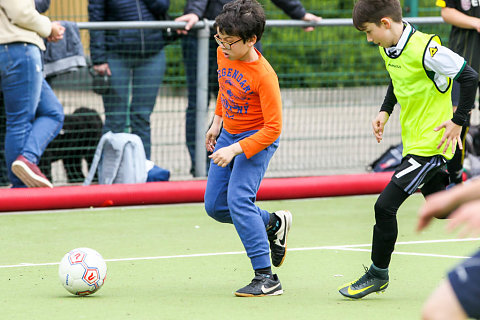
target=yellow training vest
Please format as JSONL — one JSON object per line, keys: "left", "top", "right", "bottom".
{"left": 379, "top": 30, "right": 454, "bottom": 160}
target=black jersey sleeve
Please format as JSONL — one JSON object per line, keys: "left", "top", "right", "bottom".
{"left": 379, "top": 80, "right": 397, "bottom": 115}
{"left": 444, "top": 0, "right": 459, "bottom": 9}
{"left": 452, "top": 63, "right": 479, "bottom": 125}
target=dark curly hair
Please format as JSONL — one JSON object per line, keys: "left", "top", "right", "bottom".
{"left": 214, "top": 0, "right": 266, "bottom": 43}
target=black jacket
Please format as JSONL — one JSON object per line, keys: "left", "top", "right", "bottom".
{"left": 35, "top": 0, "right": 50, "bottom": 13}
{"left": 89, "top": 0, "right": 170, "bottom": 64}
{"left": 184, "top": 0, "right": 306, "bottom": 20}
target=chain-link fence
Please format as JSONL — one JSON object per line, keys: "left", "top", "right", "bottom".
{"left": 6, "top": 2, "right": 477, "bottom": 185}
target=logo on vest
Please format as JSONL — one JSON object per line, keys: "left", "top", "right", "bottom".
{"left": 429, "top": 46, "right": 438, "bottom": 58}
{"left": 388, "top": 63, "right": 401, "bottom": 69}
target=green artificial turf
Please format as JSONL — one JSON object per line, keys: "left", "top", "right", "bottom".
{"left": 0, "top": 195, "right": 475, "bottom": 320}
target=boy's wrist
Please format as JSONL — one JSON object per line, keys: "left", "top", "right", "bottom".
{"left": 379, "top": 107, "right": 392, "bottom": 116}
{"left": 230, "top": 142, "right": 243, "bottom": 155}
{"left": 451, "top": 113, "right": 467, "bottom": 126}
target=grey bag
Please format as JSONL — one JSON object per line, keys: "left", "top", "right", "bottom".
{"left": 84, "top": 132, "right": 147, "bottom": 185}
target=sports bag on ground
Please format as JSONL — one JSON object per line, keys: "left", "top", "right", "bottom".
{"left": 84, "top": 132, "right": 147, "bottom": 185}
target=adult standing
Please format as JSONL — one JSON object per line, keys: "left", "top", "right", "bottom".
{"left": 88, "top": 0, "right": 170, "bottom": 160}
{"left": 0, "top": 0, "right": 54, "bottom": 186}
{"left": 175, "top": 0, "right": 321, "bottom": 177}
{"left": 0, "top": 0, "right": 65, "bottom": 188}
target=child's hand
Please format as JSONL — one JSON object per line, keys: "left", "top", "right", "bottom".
{"left": 209, "top": 146, "right": 235, "bottom": 167}
{"left": 372, "top": 111, "right": 389, "bottom": 143}
{"left": 209, "top": 143, "right": 243, "bottom": 168}
{"left": 205, "top": 128, "right": 218, "bottom": 153}
{"left": 205, "top": 118, "right": 222, "bottom": 152}
{"left": 434, "top": 120, "right": 462, "bottom": 154}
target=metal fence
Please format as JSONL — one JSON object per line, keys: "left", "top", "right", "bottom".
{"left": 38, "top": 17, "right": 479, "bottom": 185}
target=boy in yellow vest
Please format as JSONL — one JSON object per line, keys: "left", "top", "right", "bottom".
{"left": 339, "top": 0, "right": 478, "bottom": 299}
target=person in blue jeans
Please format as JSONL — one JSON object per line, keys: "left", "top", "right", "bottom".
{"left": 0, "top": 0, "right": 54, "bottom": 186}
{"left": 175, "top": 0, "right": 321, "bottom": 177}
{"left": 88, "top": 0, "right": 170, "bottom": 160}
{"left": 0, "top": 0, "right": 65, "bottom": 188}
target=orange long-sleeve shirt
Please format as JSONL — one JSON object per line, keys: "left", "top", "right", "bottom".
{"left": 215, "top": 47, "right": 282, "bottom": 159}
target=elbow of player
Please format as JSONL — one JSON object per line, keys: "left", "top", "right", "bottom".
{"left": 270, "top": 128, "right": 282, "bottom": 141}
{"left": 265, "top": 123, "right": 281, "bottom": 136}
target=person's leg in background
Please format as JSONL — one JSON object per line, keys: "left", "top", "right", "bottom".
{"left": 0, "top": 92, "right": 8, "bottom": 185}
{"left": 22, "top": 79, "right": 64, "bottom": 165}
{"left": 129, "top": 50, "right": 166, "bottom": 160}
{"left": 182, "top": 36, "right": 219, "bottom": 177}
{"left": 207, "top": 37, "right": 219, "bottom": 102}
{"left": 181, "top": 34, "right": 199, "bottom": 176}
{"left": 102, "top": 53, "right": 132, "bottom": 136}
{"left": 1, "top": 43, "right": 63, "bottom": 187}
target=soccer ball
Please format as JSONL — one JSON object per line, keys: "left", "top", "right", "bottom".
{"left": 58, "top": 248, "right": 107, "bottom": 296}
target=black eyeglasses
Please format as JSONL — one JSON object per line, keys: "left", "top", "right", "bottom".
{"left": 214, "top": 34, "right": 242, "bottom": 49}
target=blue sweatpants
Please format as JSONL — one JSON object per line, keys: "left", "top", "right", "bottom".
{"left": 204, "top": 129, "right": 279, "bottom": 270}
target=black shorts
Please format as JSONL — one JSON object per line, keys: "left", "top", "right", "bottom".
{"left": 448, "top": 249, "right": 480, "bottom": 319}
{"left": 391, "top": 154, "right": 447, "bottom": 195}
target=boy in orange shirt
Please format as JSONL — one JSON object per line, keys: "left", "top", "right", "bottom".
{"left": 204, "top": 0, "right": 292, "bottom": 297}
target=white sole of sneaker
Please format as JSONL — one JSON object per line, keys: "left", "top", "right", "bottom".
{"left": 11, "top": 160, "right": 53, "bottom": 188}
{"left": 274, "top": 210, "right": 292, "bottom": 267}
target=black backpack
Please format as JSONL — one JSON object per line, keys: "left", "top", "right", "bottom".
{"left": 368, "top": 143, "right": 403, "bottom": 172}
{"left": 466, "top": 125, "right": 480, "bottom": 156}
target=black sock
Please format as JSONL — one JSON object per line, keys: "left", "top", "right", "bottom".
{"left": 369, "top": 263, "right": 389, "bottom": 280}
{"left": 266, "top": 213, "right": 281, "bottom": 236}
{"left": 255, "top": 267, "right": 272, "bottom": 277}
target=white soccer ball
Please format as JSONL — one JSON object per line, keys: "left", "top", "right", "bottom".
{"left": 58, "top": 248, "right": 107, "bottom": 296}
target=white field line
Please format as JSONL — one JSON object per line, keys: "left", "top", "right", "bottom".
{"left": 1, "top": 237, "right": 477, "bottom": 269}
{"left": 330, "top": 247, "right": 469, "bottom": 259}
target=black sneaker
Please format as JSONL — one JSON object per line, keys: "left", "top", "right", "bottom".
{"left": 268, "top": 210, "right": 292, "bottom": 267}
{"left": 235, "top": 272, "right": 283, "bottom": 297}
{"left": 338, "top": 267, "right": 389, "bottom": 299}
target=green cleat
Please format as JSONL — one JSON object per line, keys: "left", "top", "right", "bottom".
{"left": 338, "top": 268, "right": 389, "bottom": 299}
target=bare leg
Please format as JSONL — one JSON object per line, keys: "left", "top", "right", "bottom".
{"left": 422, "top": 279, "right": 467, "bottom": 320}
